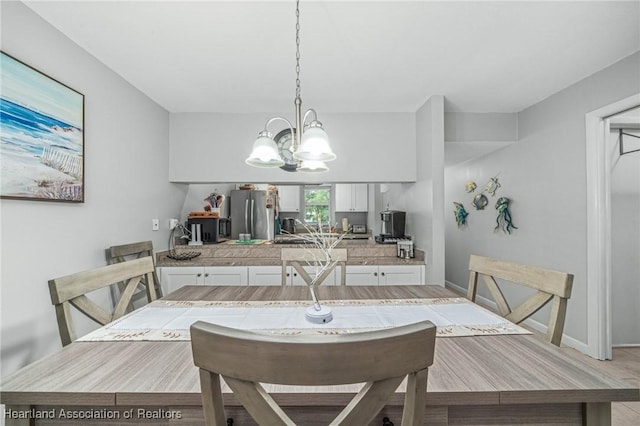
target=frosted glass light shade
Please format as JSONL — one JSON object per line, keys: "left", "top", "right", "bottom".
{"left": 297, "top": 160, "right": 329, "bottom": 173}
{"left": 293, "top": 126, "right": 336, "bottom": 162}
{"left": 245, "top": 134, "right": 285, "bottom": 167}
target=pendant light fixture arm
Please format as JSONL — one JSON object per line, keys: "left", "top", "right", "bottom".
{"left": 302, "top": 108, "right": 319, "bottom": 129}
{"left": 263, "top": 116, "right": 295, "bottom": 143}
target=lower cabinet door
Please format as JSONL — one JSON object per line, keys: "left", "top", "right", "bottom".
{"left": 248, "top": 266, "right": 290, "bottom": 286}
{"left": 203, "top": 266, "right": 248, "bottom": 286}
{"left": 159, "top": 267, "right": 205, "bottom": 295}
{"left": 344, "top": 265, "right": 379, "bottom": 286}
{"left": 379, "top": 265, "right": 424, "bottom": 285}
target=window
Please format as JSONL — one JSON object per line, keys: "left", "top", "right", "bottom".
{"left": 304, "top": 186, "right": 331, "bottom": 224}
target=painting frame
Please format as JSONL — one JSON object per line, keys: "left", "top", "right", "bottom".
{"left": 1, "top": 51, "right": 85, "bottom": 203}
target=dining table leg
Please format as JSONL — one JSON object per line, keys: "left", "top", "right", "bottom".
{"left": 584, "top": 401, "right": 611, "bottom": 426}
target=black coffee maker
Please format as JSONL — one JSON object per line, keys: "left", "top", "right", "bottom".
{"left": 187, "top": 217, "right": 230, "bottom": 244}
{"left": 380, "top": 210, "right": 406, "bottom": 238}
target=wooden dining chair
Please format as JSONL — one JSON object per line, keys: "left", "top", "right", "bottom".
{"left": 191, "top": 320, "right": 436, "bottom": 426}
{"left": 107, "top": 240, "right": 162, "bottom": 304}
{"left": 466, "top": 254, "right": 574, "bottom": 346}
{"left": 48, "top": 257, "right": 158, "bottom": 346}
{"left": 281, "top": 247, "right": 348, "bottom": 286}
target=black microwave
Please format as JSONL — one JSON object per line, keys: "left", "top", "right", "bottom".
{"left": 187, "top": 217, "right": 231, "bottom": 244}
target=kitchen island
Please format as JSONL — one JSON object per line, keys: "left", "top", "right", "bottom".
{"left": 156, "top": 238, "right": 426, "bottom": 293}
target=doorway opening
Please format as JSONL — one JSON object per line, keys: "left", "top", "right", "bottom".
{"left": 585, "top": 94, "right": 640, "bottom": 360}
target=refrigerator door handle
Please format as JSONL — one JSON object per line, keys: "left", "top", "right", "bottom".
{"left": 250, "top": 199, "right": 255, "bottom": 238}
{"left": 244, "top": 199, "right": 249, "bottom": 234}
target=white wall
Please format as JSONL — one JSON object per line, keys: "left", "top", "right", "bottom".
{"left": 444, "top": 52, "right": 640, "bottom": 350}
{"left": 382, "top": 96, "right": 445, "bottom": 283}
{"left": 610, "top": 129, "right": 640, "bottom": 346}
{"left": 169, "top": 112, "right": 416, "bottom": 183}
{"left": 0, "top": 2, "right": 187, "bottom": 377}
{"left": 444, "top": 112, "right": 517, "bottom": 142}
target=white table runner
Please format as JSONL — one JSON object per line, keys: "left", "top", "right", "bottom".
{"left": 79, "top": 298, "right": 531, "bottom": 341}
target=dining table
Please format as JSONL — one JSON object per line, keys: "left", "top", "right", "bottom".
{"left": 2, "top": 285, "right": 638, "bottom": 426}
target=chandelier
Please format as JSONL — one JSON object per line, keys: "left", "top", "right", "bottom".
{"left": 245, "top": 0, "right": 335, "bottom": 173}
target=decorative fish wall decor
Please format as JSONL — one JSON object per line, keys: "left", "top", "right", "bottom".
{"left": 495, "top": 197, "right": 517, "bottom": 234}
{"left": 484, "top": 177, "right": 501, "bottom": 196}
{"left": 465, "top": 181, "right": 477, "bottom": 193}
{"left": 453, "top": 202, "right": 469, "bottom": 228}
{"left": 472, "top": 193, "right": 488, "bottom": 210}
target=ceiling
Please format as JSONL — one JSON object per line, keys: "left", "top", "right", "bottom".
{"left": 23, "top": 1, "right": 640, "bottom": 115}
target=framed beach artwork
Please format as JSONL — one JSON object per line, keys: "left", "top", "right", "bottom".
{"left": 1, "top": 51, "right": 84, "bottom": 202}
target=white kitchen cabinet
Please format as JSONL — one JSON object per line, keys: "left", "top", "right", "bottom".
{"left": 159, "top": 267, "right": 204, "bottom": 295}
{"left": 341, "top": 265, "right": 377, "bottom": 286}
{"left": 248, "top": 266, "right": 290, "bottom": 286}
{"left": 278, "top": 185, "right": 301, "bottom": 212}
{"left": 378, "top": 265, "right": 424, "bottom": 285}
{"left": 159, "top": 266, "right": 248, "bottom": 294}
{"left": 247, "top": 265, "right": 336, "bottom": 286}
{"left": 158, "top": 263, "right": 422, "bottom": 293}
{"left": 334, "top": 184, "right": 368, "bottom": 212}
{"left": 205, "top": 266, "right": 249, "bottom": 286}
{"left": 341, "top": 264, "right": 424, "bottom": 286}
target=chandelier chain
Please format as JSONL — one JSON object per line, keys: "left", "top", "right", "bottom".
{"left": 295, "top": 0, "right": 301, "bottom": 99}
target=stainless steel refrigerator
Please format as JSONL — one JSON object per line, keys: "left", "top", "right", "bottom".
{"left": 229, "top": 190, "right": 275, "bottom": 240}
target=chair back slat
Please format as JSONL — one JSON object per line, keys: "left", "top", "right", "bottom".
{"left": 332, "top": 376, "right": 406, "bottom": 425}
{"left": 191, "top": 320, "right": 436, "bottom": 425}
{"left": 109, "top": 241, "right": 155, "bottom": 261}
{"left": 50, "top": 258, "right": 154, "bottom": 304}
{"left": 469, "top": 255, "right": 572, "bottom": 298}
{"left": 480, "top": 273, "right": 511, "bottom": 315}
{"left": 111, "top": 274, "right": 145, "bottom": 319}
{"left": 69, "top": 294, "right": 113, "bottom": 325}
{"left": 223, "top": 376, "right": 295, "bottom": 426}
{"left": 48, "top": 257, "right": 158, "bottom": 346}
{"left": 504, "top": 291, "right": 553, "bottom": 324}
{"left": 281, "top": 248, "right": 347, "bottom": 286}
{"left": 467, "top": 254, "right": 574, "bottom": 346}
{"left": 108, "top": 241, "right": 162, "bottom": 298}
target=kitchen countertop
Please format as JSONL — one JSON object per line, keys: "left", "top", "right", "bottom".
{"left": 156, "top": 238, "right": 425, "bottom": 268}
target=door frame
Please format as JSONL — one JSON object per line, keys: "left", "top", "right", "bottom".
{"left": 585, "top": 93, "right": 640, "bottom": 360}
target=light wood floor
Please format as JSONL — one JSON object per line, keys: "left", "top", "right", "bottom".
{"left": 562, "top": 346, "right": 640, "bottom": 425}
{"left": 445, "top": 287, "right": 639, "bottom": 423}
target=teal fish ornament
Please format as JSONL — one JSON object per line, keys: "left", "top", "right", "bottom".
{"left": 454, "top": 202, "right": 469, "bottom": 228}
{"left": 495, "top": 197, "right": 517, "bottom": 234}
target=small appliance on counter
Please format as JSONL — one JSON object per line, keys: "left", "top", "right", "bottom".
{"left": 397, "top": 239, "right": 414, "bottom": 259}
{"left": 352, "top": 224, "right": 367, "bottom": 234}
{"left": 187, "top": 212, "right": 229, "bottom": 244}
{"left": 281, "top": 217, "right": 296, "bottom": 234}
{"left": 380, "top": 210, "right": 406, "bottom": 237}
{"left": 376, "top": 210, "right": 406, "bottom": 243}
